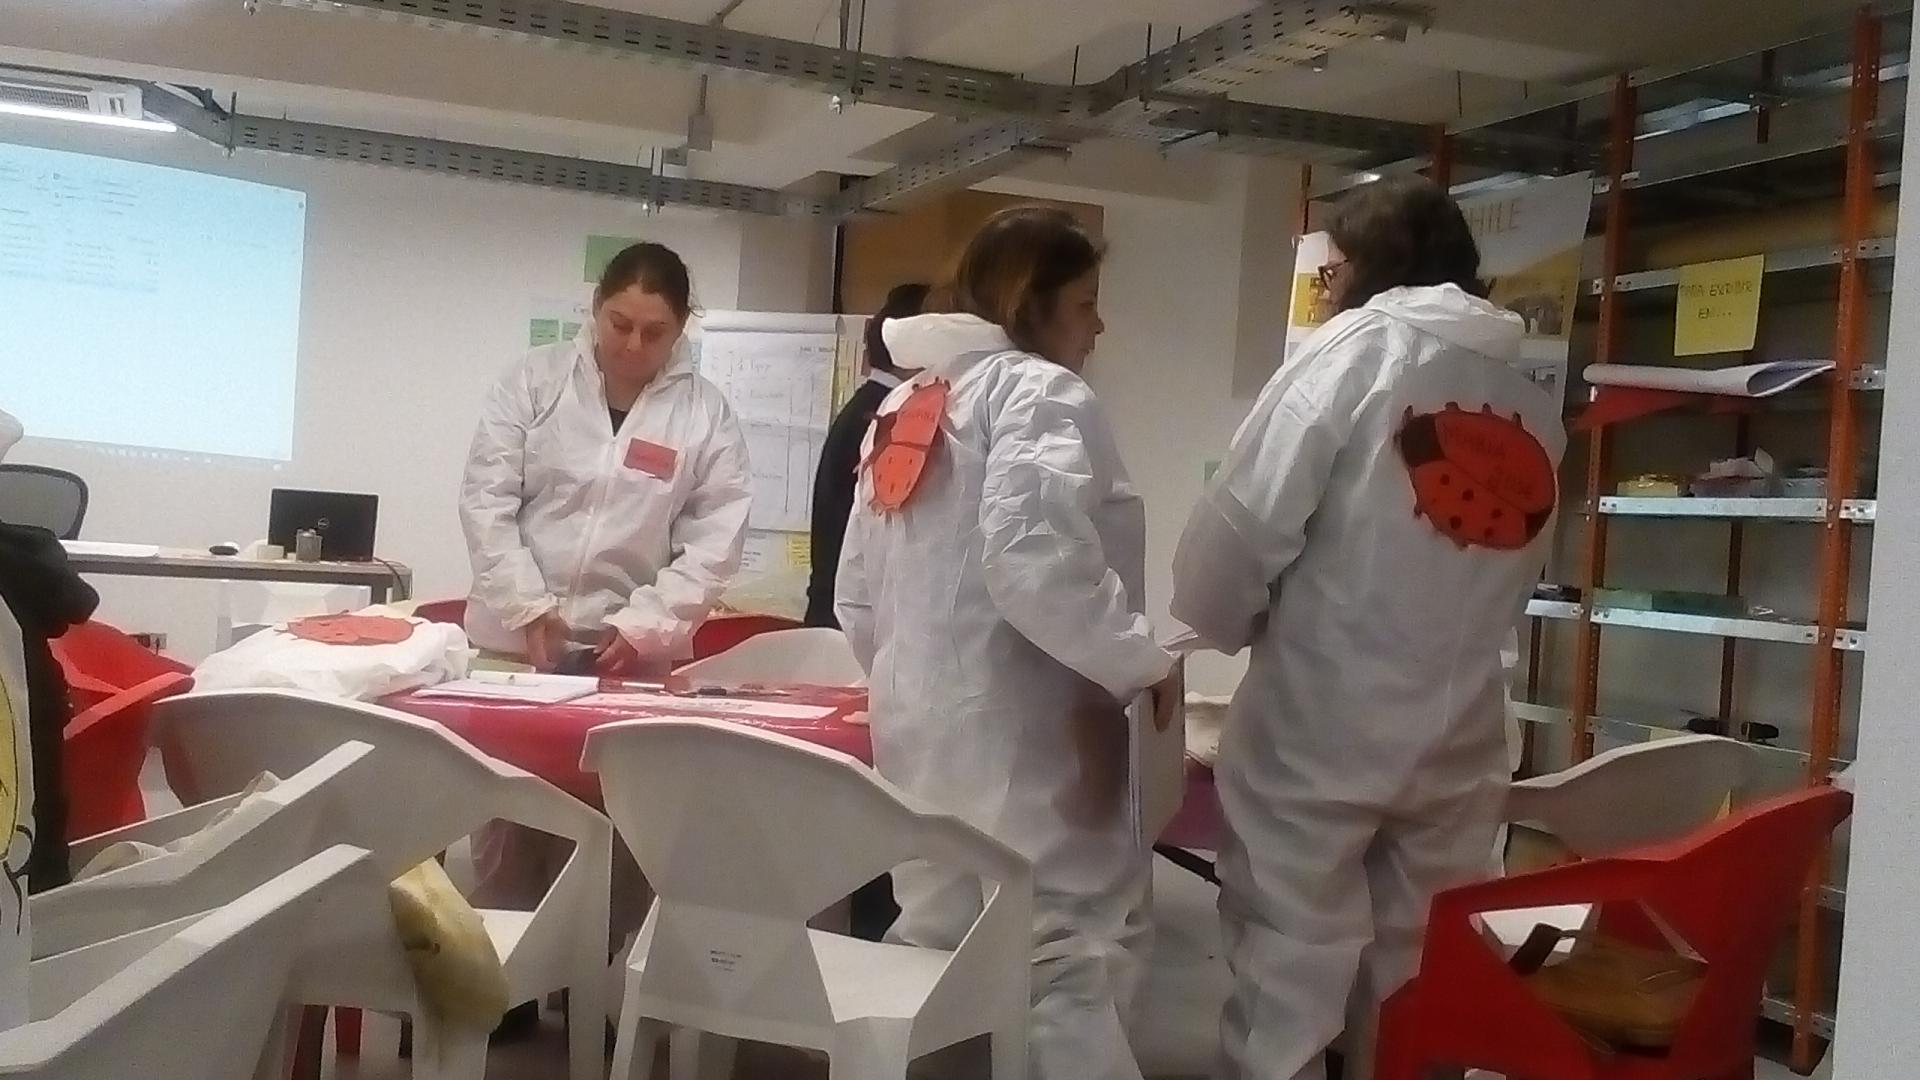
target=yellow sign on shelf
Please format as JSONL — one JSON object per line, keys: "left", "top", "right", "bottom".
{"left": 1674, "top": 254, "right": 1765, "bottom": 357}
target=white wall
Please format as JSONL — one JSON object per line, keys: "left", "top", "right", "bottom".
{"left": 2, "top": 120, "right": 751, "bottom": 659}
{"left": 1831, "top": 70, "right": 1920, "bottom": 1080}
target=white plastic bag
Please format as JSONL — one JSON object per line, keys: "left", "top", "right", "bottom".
{"left": 194, "top": 611, "right": 470, "bottom": 700}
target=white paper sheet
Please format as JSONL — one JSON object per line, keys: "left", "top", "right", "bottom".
{"left": 571, "top": 690, "right": 839, "bottom": 721}
{"left": 1584, "top": 360, "right": 1834, "bottom": 397}
{"left": 411, "top": 673, "right": 597, "bottom": 704}
{"left": 694, "top": 328, "right": 838, "bottom": 531}
{"left": 61, "top": 540, "right": 162, "bottom": 558}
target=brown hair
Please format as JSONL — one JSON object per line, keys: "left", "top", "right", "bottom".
{"left": 939, "top": 206, "right": 1103, "bottom": 353}
{"left": 596, "top": 241, "right": 694, "bottom": 322}
{"left": 1327, "top": 176, "right": 1486, "bottom": 313}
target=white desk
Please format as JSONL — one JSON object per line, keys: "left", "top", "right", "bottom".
{"left": 62, "top": 545, "right": 413, "bottom": 604}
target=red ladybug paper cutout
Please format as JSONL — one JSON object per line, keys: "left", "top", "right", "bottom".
{"left": 286, "top": 614, "right": 416, "bottom": 646}
{"left": 867, "top": 379, "right": 950, "bottom": 513}
{"left": 1397, "top": 402, "right": 1556, "bottom": 551}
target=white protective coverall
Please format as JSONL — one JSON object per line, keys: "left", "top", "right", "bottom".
{"left": 460, "top": 324, "right": 753, "bottom": 661}
{"left": 1170, "top": 285, "right": 1567, "bottom": 1080}
{"left": 836, "top": 313, "right": 1175, "bottom": 1080}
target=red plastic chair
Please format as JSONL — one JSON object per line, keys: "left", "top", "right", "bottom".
{"left": 410, "top": 598, "right": 467, "bottom": 626}
{"left": 51, "top": 621, "right": 195, "bottom": 839}
{"left": 689, "top": 612, "right": 802, "bottom": 661}
{"left": 62, "top": 671, "right": 194, "bottom": 839}
{"left": 1375, "top": 785, "right": 1852, "bottom": 1080}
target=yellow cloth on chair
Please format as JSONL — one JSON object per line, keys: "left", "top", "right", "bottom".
{"left": 387, "top": 858, "right": 509, "bottom": 1032}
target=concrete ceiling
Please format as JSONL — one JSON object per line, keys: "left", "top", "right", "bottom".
{"left": 0, "top": 0, "right": 1884, "bottom": 202}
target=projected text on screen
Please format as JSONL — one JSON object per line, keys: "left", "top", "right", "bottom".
{"left": 0, "top": 142, "right": 306, "bottom": 460}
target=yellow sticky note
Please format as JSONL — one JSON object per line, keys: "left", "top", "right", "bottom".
{"left": 1674, "top": 255, "right": 1765, "bottom": 357}
{"left": 786, "top": 534, "right": 811, "bottom": 572}
{"left": 1290, "top": 272, "right": 1333, "bottom": 329}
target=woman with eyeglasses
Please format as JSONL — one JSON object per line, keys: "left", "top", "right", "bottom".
{"left": 1170, "top": 176, "right": 1568, "bottom": 1080}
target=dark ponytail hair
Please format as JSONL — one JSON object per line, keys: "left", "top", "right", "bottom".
{"left": 596, "top": 242, "right": 694, "bottom": 322}
{"left": 1327, "top": 176, "right": 1486, "bottom": 312}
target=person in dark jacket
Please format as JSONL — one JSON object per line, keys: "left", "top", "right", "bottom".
{"left": 0, "top": 522, "right": 97, "bottom": 892}
{"left": 802, "top": 282, "right": 926, "bottom": 941}
{"left": 805, "top": 282, "right": 929, "bottom": 628}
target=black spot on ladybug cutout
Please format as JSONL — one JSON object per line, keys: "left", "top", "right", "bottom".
{"left": 867, "top": 379, "right": 950, "bottom": 513}
{"left": 1397, "top": 402, "right": 1556, "bottom": 551}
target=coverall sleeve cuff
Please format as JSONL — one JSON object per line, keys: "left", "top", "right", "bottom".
{"left": 1093, "top": 637, "right": 1178, "bottom": 704}
{"left": 605, "top": 609, "right": 692, "bottom": 660}
{"left": 497, "top": 596, "right": 558, "bottom": 633}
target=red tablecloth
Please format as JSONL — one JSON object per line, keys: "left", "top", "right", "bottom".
{"left": 385, "top": 683, "right": 1223, "bottom": 851}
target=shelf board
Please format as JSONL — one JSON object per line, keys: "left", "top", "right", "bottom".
{"left": 1526, "top": 597, "right": 1866, "bottom": 650}
{"left": 1584, "top": 237, "right": 1896, "bottom": 295}
{"left": 1762, "top": 996, "right": 1837, "bottom": 1041}
{"left": 1509, "top": 702, "right": 1853, "bottom": 770}
{"left": 1599, "top": 497, "right": 1877, "bottom": 522}
{"left": 1852, "top": 365, "right": 1888, "bottom": 391}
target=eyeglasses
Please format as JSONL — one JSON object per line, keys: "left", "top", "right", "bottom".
{"left": 1317, "top": 259, "right": 1349, "bottom": 291}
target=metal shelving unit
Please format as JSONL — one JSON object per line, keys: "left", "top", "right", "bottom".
{"left": 1564, "top": 14, "right": 1886, "bottom": 1064}
{"left": 1385, "top": 8, "right": 1902, "bottom": 1066}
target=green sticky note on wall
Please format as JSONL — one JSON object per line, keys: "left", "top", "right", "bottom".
{"left": 561, "top": 321, "right": 582, "bottom": 341}
{"left": 528, "top": 319, "right": 560, "bottom": 347}
{"left": 1204, "top": 460, "right": 1221, "bottom": 483}
{"left": 584, "top": 235, "right": 640, "bottom": 283}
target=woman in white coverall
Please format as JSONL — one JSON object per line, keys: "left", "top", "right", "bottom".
{"left": 1170, "top": 177, "right": 1567, "bottom": 1080}
{"left": 836, "top": 207, "right": 1176, "bottom": 1080}
{"left": 459, "top": 244, "right": 751, "bottom": 1009}
{"left": 461, "top": 241, "right": 752, "bottom": 674}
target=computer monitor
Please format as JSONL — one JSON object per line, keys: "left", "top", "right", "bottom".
{"left": 267, "top": 489, "right": 378, "bottom": 562}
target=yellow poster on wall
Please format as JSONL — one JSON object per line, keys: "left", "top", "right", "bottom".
{"left": 1674, "top": 255, "right": 1765, "bottom": 357}
{"left": 1460, "top": 171, "right": 1594, "bottom": 407}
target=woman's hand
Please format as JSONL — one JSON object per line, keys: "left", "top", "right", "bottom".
{"left": 523, "top": 611, "right": 571, "bottom": 672}
{"left": 594, "top": 628, "right": 641, "bottom": 677}
{"left": 594, "top": 628, "right": 672, "bottom": 679}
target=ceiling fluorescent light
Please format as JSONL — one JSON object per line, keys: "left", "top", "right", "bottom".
{"left": 0, "top": 100, "right": 176, "bottom": 132}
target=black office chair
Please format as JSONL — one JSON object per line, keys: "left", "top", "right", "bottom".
{"left": 0, "top": 463, "right": 89, "bottom": 539}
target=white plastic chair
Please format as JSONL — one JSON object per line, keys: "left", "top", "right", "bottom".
{"left": 1481, "top": 733, "right": 1757, "bottom": 960}
{"left": 150, "top": 689, "right": 613, "bottom": 1080}
{"left": 0, "top": 844, "right": 375, "bottom": 1080}
{"left": 214, "top": 581, "right": 368, "bottom": 650}
{"left": 584, "top": 717, "right": 1032, "bottom": 1080}
{"left": 31, "top": 740, "right": 378, "bottom": 960}
{"left": 678, "top": 627, "right": 868, "bottom": 686}
{"left": 1507, "top": 733, "right": 1754, "bottom": 858}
